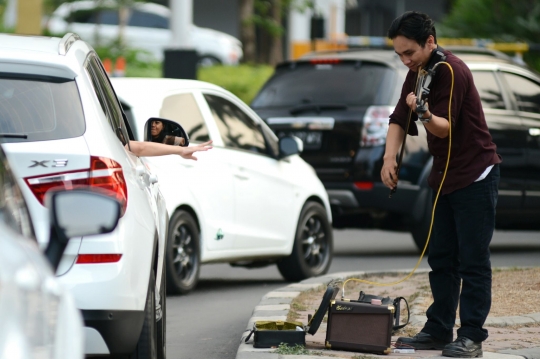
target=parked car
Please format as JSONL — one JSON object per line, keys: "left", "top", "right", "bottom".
{"left": 251, "top": 48, "right": 540, "bottom": 250}
{"left": 0, "top": 32, "right": 168, "bottom": 358}
{"left": 46, "top": 0, "right": 243, "bottom": 66}
{"left": 0, "top": 141, "right": 121, "bottom": 359}
{"left": 110, "top": 77, "right": 334, "bottom": 293}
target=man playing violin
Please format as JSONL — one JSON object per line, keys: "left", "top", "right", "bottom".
{"left": 381, "top": 11, "right": 501, "bottom": 358}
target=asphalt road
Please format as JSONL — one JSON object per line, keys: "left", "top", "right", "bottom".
{"left": 165, "top": 229, "right": 540, "bottom": 359}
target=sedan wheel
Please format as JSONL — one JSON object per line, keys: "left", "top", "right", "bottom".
{"left": 166, "top": 210, "right": 200, "bottom": 294}
{"left": 278, "top": 202, "right": 333, "bottom": 282}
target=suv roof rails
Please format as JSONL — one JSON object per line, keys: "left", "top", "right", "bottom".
{"left": 58, "top": 33, "right": 81, "bottom": 56}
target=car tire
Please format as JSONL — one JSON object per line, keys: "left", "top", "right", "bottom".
{"left": 131, "top": 271, "right": 157, "bottom": 359}
{"left": 166, "top": 210, "right": 200, "bottom": 294}
{"left": 198, "top": 55, "right": 222, "bottom": 67}
{"left": 277, "top": 202, "right": 333, "bottom": 282}
{"left": 156, "top": 261, "right": 166, "bottom": 359}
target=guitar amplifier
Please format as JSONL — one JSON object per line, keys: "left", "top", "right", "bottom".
{"left": 325, "top": 300, "right": 394, "bottom": 354}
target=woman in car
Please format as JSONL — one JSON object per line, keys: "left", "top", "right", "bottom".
{"left": 150, "top": 119, "right": 185, "bottom": 146}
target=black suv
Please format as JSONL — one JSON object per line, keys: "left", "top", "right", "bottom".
{"left": 251, "top": 48, "right": 540, "bottom": 250}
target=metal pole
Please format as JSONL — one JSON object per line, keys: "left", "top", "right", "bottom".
{"left": 164, "top": 0, "right": 198, "bottom": 79}
{"left": 170, "top": 0, "right": 193, "bottom": 48}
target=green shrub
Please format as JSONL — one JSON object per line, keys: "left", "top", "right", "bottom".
{"left": 197, "top": 64, "right": 274, "bottom": 104}
{"left": 123, "top": 62, "right": 274, "bottom": 105}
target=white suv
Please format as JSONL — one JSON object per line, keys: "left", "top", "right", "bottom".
{"left": 46, "top": 1, "right": 243, "bottom": 66}
{"left": 0, "top": 33, "right": 167, "bottom": 358}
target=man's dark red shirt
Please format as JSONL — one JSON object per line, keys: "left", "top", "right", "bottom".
{"left": 389, "top": 48, "right": 501, "bottom": 194}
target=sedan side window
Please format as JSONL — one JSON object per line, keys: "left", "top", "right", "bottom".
{"left": 471, "top": 71, "right": 506, "bottom": 110}
{"left": 502, "top": 72, "right": 540, "bottom": 114}
{"left": 129, "top": 10, "right": 169, "bottom": 29}
{"left": 204, "top": 94, "right": 267, "bottom": 154}
{"left": 160, "top": 93, "right": 210, "bottom": 142}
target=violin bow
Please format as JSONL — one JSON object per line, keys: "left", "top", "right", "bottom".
{"left": 389, "top": 69, "right": 423, "bottom": 198}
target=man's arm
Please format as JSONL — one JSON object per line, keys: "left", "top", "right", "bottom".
{"left": 381, "top": 123, "right": 405, "bottom": 189}
{"left": 126, "top": 140, "right": 212, "bottom": 160}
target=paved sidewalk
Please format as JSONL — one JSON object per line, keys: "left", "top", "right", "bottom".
{"left": 236, "top": 269, "right": 540, "bottom": 359}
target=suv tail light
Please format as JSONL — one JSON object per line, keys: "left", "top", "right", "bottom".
{"left": 361, "top": 106, "right": 394, "bottom": 147}
{"left": 25, "top": 156, "right": 128, "bottom": 216}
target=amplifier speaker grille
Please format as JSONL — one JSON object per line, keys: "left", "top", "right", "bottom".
{"left": 327, "top": 313, "right": 391, "bottom": 346}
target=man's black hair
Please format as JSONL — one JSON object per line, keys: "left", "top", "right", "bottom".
{"left": 387, "top": 11, "right": 437, "bottom": 47}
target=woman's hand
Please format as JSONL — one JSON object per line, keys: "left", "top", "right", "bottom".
{"left": 177, "top": 140, "right": 213, "bottom": 160}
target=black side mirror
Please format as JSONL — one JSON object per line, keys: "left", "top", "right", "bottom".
{"left": 144, "top": 117, "right": 189, "bottom": 147}
{"left": 279, "top": 136, "right": 303, "bottom": 158}
{"left": 44, "top": 189, "right": 121, "bottom": 271}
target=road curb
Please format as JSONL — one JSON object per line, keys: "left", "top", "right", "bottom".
{"left": 236, "top": 269, "right": 540, "bottom": 359}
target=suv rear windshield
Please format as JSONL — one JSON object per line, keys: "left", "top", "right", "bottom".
{"left": 251, "top": 61, "right": 395, "bottom": 108}
{"left": 0, "top": 76, "right": 85, "bottom": 143}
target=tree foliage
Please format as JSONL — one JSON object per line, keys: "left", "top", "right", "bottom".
{"left": 440, "top": 0, "right": 540, "bottom": 42}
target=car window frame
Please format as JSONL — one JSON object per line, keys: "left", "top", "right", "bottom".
{"left": 84, "top": 53, "right": 133, "bottom": 146}
{"left": 469, "top": 69, "right": 510, "bottom": 111}
{"left": 158, "top": 91, "right": 211, "bottom": 144}
{"left": 200, "top": 91, "right": 278, "bottom": 157}
{"left": 497, "top": 68, "right": 540, "bottom": 115}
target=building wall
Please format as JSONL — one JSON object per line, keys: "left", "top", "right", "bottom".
{"left": 345, "top": 0, "right": 450, "bottom": 37}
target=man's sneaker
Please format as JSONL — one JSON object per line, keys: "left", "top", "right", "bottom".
{"left": 442, "top": 336, "right": 483, "bottom": 358}
{"left": 396, "top": 331, "right": 451, "bottom": 350}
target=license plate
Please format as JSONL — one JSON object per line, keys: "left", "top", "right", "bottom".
{"left": 279, "top": 131, "right": 322, "bottom": 150}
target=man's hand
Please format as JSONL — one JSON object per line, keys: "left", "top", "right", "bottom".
{"left": 406, "top": 92, "right": 418, "bottom": 112}
{"left": 381, "top": 158, "right": 398, "bottom": 190}
{"left": 407, "top": 92, "right": 429, "bottom": 118}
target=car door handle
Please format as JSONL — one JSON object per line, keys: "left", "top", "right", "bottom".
{"left": 136, "top": 165, "right": 145, "bottom": 176}
{"left": 149, "top": 174, "right": 158, "bottom": 184}
{"left": 234, "top": 167, "right": 249, "bottom": 180}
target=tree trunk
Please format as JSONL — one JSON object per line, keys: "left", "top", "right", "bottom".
{"left": 268, "top": 0, "right": 283, "bottom": 66}
{"left": 239, "top": 0, "right": 256, "bottom": 63}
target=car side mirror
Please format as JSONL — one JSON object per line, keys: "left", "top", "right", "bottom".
{"left": 279, "top": 136, "right": 303, "bottom": 158}
{"left": 144, "top": 117, "right": 189, "bottom": 147}
{"left": 44, "top": 189, "right": 121, "bottom": 271}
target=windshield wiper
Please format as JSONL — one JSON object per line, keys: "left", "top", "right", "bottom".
{"left": 289, "top": 103, "right": 347, "bottom": 115}
{"left": 0, "top": 133, "right": 28, "bottom": 139}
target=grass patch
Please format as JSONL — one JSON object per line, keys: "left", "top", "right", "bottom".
{"left": 351, "top": 355, "right": 381, "bottom": 359}
{"left": 274, "top": 343, "right": 310, "bottom": 355}
{"left": 197, "top": 64, "right": 274, "bottom": 104}
{"left": 122, "top": 61, "right": 273, "bottom": 105}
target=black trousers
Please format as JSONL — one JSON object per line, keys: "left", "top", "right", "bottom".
{"left": 422, "top": 164, "right": 500, "bottom": 343}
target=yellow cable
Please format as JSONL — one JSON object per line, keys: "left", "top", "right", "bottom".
{"left": 341, "top": 62, "right": 455, "bottom": 298}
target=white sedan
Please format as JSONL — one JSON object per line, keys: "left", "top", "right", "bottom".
{"left": 112, "top": 77, "right": 334, "bottom": 293}
{"left": 46, "top": 1, "right": 243, "bottom": 66}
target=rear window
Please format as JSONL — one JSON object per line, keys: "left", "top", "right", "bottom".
{"left": 0, "top": 76, "right": 85, "bottom": 143}
{"left": 251, "top": 61, "right": 395, "bottom": 108}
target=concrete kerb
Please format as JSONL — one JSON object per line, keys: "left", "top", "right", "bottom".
{"left": 236, "top": 269, "right": 540, "bottom": 359}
